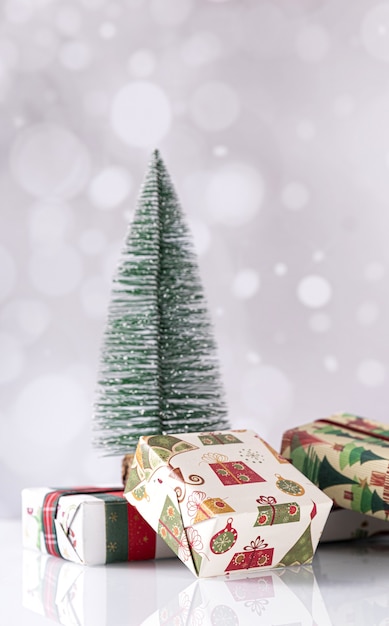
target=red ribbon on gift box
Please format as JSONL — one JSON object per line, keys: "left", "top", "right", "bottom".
{"left": 42, "top": 487, "right": 119, "bottom": 557}
{"left": 41, "top": 487, "right": 157, "bottom": 562}
{"left": 317, "top": 417, "right": 389, "bottom": 442}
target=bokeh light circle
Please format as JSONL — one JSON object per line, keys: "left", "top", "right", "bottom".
{"left": 128, "top": 49, "right": 156, "bottom": 77}
{"left": 296, "top": 119, "right": 316, "bottom": 141}
{"left": 241, "top": 365, "right": 294, "bottom": 417}
{"left": 28, "top": 200, "right": 73, "bottom": 248}
{"left": 182, "top": 32, "right": 221, "bottom": 66}
{"left": 0, "top": 38, "right": 19, "bottom": 69}
{"left": 361, "top": 4, "right": 389, "bottom": 62}
{"left": 150, "top": 0, "right": 193, "bottom": 25}
{"left": 100, "top": 22, "right": 116, "bottom": 39}
{"left": 274, "top": 263, "right": 288, "bottom": 276}
{"left": 297, "top": 275, "right": 332, "bottom": 308}
{"left": 111, "top": 81, "right": 171, "bottom": 147}
{"left": 0, "top": 245, "right": 16, "bottom": 302}
{"left": 309, "top": 312, "right": 331, "bottom": 333}
{"left": 59, "top": 40, "right": 92, "bottom": 70}
{"left": 88, "top": 166, "right": 132, "bottom": 210}
{"left": 333, "top": 94, "right": 355, "bottom": 117}
{"left": 364, "top": 261, "right": 385, "bottom": 281}
{"left": 356, "top": 301, "right": 379, "bottom": 326}
{"left": 312, "top": 250, "right": 325, "bottom": 263}
{"left": 80, "top": 276, "right": 110, "bottom": 318}
{"left": 213, "top": 145, "right": 228, "bottom": 157}
{"left": 83, "top": 90, "right": 109, "bottom": 116}
{"left": 29, "top": 245, "right": 83, "bottom": 296}
{"left": 79, "top": 229, "right": 107, "bottom": 255}
{"left": 10, "top": 123, "right": 91, "bottom": 198}
{"left": 296, "top": 24, "right": 330, "bottom": 63}
{"left": 188, "top": 218, "right": 211, "bottom": 256}
{"left": 324, "top": 355, "right": 338, "bottom": 372}
{"left": 81, "top": 0, "right": 104, "bottom": 8}
{"left": 232, "top": 269, "right": 260, "bottom": 299}
{"left": 20, "top": 28, "right": 59, "bottom": 72}
{"left": 357, "top": 359, "right": 386, "bottom": 387}
{"left": 4, "top": 0, "right": 34, "bottom": 23}
{"left": 12, "top": 375, "right": 89, "bottom": 444}
{"left": 190, "top": 81, "right": 240, "bottom": 132}
{"left": 281, "top": 182, "right": 309, "bottom": 210}
{"left": 206, "top": 162, "right": 264, "bottom": 226}
{"left": 0, "top": 332, "right": 24, "bottom": 383}
{"left": 2, "top": 298, "right": 50, "bottom": 343}
{"left": 55, "top": 5, "right": 82, "bottom": 36}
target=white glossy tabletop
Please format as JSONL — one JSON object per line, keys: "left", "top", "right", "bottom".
{"left": 1, "top": 519, "right": 389, "bottom": 626}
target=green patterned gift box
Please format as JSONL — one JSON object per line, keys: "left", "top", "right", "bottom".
{"left": 22, "top": 486, "right": 173, "bottom": 565}
{"left": 281, "top": 413, "right": 389, "bottom": 522}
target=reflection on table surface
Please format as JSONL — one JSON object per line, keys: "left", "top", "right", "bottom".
{"left": 21, "top": 538, "right": 389, "bottom": 626}
{"left": 313, "top": 540, "right": 389, "bottom": 626}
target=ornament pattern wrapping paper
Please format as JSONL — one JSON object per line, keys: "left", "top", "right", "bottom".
{"left": 124, "top": 429, "right": 332, "bottom": 578}
{"left": 281, "top": 413, "right": 389, "bottom": 522}
{"left": 22, "top": 487, "right": 173, "bottom": 565}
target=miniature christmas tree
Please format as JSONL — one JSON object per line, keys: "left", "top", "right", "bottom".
{"left": 93, "top": 150, "right": 229, "bottom": 457}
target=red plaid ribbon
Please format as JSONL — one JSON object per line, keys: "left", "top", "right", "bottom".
{"left": 42, "top": 487, "right": 122, "bottom": 557}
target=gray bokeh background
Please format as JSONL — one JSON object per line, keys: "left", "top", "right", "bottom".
{"left": 2, "top": 0, "right": 389, "bottom": 517}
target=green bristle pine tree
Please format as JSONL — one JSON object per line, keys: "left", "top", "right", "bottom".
{"left": 94, "top": 150, "right": 229, "bottom": 456}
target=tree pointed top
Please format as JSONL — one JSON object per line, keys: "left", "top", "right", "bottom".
{"left": 149, "top": 149, "right": 165, "bottom": 173}
{"left": 93, "top": 154, "right": 229, "bottom": 455}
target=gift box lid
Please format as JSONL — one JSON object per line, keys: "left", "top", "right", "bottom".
{"left": 280, "top": 413, "right": 389, "bottom": 522}
{"left": 125, "top": 429, "right": 332, "bottom": 578}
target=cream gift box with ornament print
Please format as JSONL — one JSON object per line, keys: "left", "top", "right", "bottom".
{"left": 22, "top": 487, "right": 173, "bottom": 565}
{"left": 124, "top": 429, "right": 332, "bottom": 578}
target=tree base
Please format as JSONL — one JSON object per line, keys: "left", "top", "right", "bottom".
{"left": 122, "top": 454, "right": 134, "bottom": 487}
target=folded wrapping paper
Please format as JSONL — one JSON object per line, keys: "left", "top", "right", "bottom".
{"left": 124, "top": 429, "right": 332, "bottom": 578}
{"left": 141, "top": 567, "right": 332, "bottom": 626}
{"left": 281, "top": 413, "right": 389, "bottom": 522}
{"left": 22, "top": 486, "right": 173, "bottom": 565}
